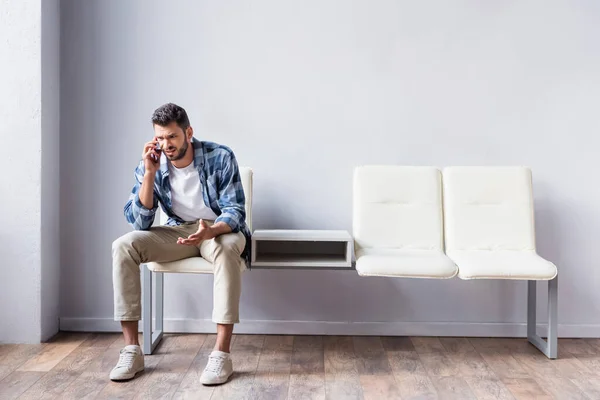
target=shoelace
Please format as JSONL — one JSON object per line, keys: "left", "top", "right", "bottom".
{"left": 115, "top": 349, "right": 137, "bottom": 369}
{"left": 205, "top": 355, "right": 226, "bottom": 374}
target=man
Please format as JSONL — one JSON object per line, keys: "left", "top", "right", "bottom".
{"left": 110, "top": 103, "right": 251, "bottom": 385}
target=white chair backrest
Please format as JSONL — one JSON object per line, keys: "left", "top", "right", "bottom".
{"left": 353, "top": 166, "right": 444, "bottom": 252}
{"left": 240, "top": 166, "right": 253, "bottom": 231}
{"left": 442, "top": 166, "right": 535, "bottom": 252}
{"left": 158, "top": 166, "right": 253, "bottom": 230}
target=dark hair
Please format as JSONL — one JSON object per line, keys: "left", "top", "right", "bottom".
{"left": 151, "top": 103, "right": 190, "bottom": 133}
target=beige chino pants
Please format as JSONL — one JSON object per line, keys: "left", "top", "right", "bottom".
{"left": 112, "top": 220, "right": 246, "bottom": 324}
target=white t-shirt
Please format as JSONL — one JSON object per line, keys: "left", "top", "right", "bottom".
{"left": 168, "top": 162, "right": 218, "bottom": 222}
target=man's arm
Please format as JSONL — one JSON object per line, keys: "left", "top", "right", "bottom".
{"left": 138, "top": 171, "right": 156, "bottom": 210}
{"left": 124, "top": 162, "right": 159, "bottom": 230}
{"left": 177, "top": 150, "right": 245, "bottom": 246}
{"left": 208, "top": 221, "right": 233, "bottom": 236}
{"left": 214, "top": 151, "right": 246, "bottom": 234}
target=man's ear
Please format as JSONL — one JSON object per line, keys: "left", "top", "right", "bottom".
{"left": 186, "top": 126, "right": 193, "bottom": 143}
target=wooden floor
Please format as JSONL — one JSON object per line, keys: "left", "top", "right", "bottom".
{"left": 0, "top": 333, "right": 599, "bottom": 399}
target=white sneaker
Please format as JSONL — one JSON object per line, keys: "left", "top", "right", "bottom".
{"left": 109, "top": 345, "right": 145, "bottom": 381}
{"left": 200, "top": 350, "right": 233, "bottom": 385}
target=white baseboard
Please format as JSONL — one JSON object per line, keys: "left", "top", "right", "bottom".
{"left": 59, "top": 318, "right": 600, "bottom": 338}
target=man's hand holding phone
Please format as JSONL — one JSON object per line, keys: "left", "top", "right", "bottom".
{"left": 143, "top": 139, "right": 161, "bottom": 175}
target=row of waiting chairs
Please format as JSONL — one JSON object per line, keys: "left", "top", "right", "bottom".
{"left": 142, "top": 165, "right": 558, "bottom": 359}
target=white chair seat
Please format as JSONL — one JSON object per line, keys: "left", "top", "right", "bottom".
{"left": 146, "top": 257, "right": 214, "bottom": 274}
{"left": 448, "top": 250, "right": 557, "bottom": 280}
{"left": 147, "top": 257, "right": 246, "bottom": 274}
{"left": 355, "top": 250, "right": 457, "bottom": 278}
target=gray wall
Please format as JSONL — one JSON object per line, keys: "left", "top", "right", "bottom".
{"left": 41, "top": 0, "right": 61, "bottom": 341}
{"left": 60, "top": 0, "right": 600, "bottom": 336}
{"left": 0, "top": 0, "right": 61, "bottom": 344}
{"left": 0, "top": 0, "right": 42, "bottom": 343}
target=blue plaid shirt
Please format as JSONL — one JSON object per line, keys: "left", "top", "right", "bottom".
{"left": 123, "top": 138, "right": 251, "bottom": 263}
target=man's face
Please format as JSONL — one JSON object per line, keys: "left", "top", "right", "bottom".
{"left": 153, "top": 122, "right": 189, "bottom": 161}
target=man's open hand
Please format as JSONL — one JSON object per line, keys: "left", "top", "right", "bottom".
{"left": 177, "top": 220, "right": 215, "bottom": 246}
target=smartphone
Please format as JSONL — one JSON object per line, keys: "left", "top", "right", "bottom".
{"left": 152, "top": 142, "right": 162, "bottom": 162}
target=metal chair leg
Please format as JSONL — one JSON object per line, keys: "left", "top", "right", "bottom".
{"left": 142, "top": 265, "right": 164, "bottom": 355}
{"left": 527, "top": 276, "right": 558, "bottom": 359}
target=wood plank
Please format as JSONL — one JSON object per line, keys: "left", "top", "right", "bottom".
{"left": 0, "top": 371, "right": 46, "bottom": 399}
{"left": 0, "top": 365, "right": 12, "bottom": 381}
{"left": 263, "top": 335, "right": 294, "bottom": 351}
{"left": 474, "top": 349, "right": 530, "bottom": 380}
{"left": 352, "top": 337, "right": 399, "bottom": 398}
{"left": 143, "top": 334, "right": 178, "bottom": 355}
{"left": 288, "top": 336, "right": 326, "bottom": 400}
{"left": 209, "top": 334, "right": 264, "bottom": 400}
{"left": 0, "top": 345, "right": 14, "bottom": 358}
{"left": 44, "top": 332, "right": 89, "bottom": 344}
{"left": 510, "top": 347, "right": 562, "bottom": 380}
{"left": 586, "top": 338, "right": 600, "bottom": 353}
{"left": 411, "top": 337, "right": 446, "bottom": 354}
{"left": 359, "top": 374, "right": 402, "bottom": 400}
{"left": 395, "top": 375, "right": 438, "bottom": 400}
{"left": 132, "top": 334, "right": 195, "bottom": 399}
{"left": 291, "top": 347, "right": 325, "bottom": 375}
{"left": 0, "top": 345, "right": 18, "bottom": 374}
{"left": 133, "top": 372, "right": 185, "bottom": 399}
{"left": 559, "top": 339, "right": 598, "bottom": 356}
{"left": 353, "top": 337, "right": 392, "bottom": 375}
{"left": 447, "top": 350, "right": 496, "bottom": 379}
{"left": 154, "top": 334, "right": 204, "bottom": 374}
{"left": 232, "top": 334, "right": 265, "bottom": 351}
{"left": 173, "top": 334, "right": 217, "bottom": 400}
{"left": 0, "top": 344, "right": 45, "bottom": 371}
{"left": 565, "top": 340, "right": 600, "bottom": 375}
{"left": 17, "top": 342, "right": 83, "bottom": 372}
{"left": 79, "top": 333, "right": 121, "bottom": 348}
{"left": 17, "top": 333, "right": 87, "bottom": 372}
{"left": 463, "top": 377, "right": 515, "bottom": 400}
{"left": 52, "top": 346, "right": 106, "bottom": 373}
{"left": 440, "top": 338, "right": 477, "bottom": 354}
{"left": 572, "top": 353, "right": 600, "bottom": 372}
{"left": 381, "top": 336, "right": 416, "bottom": 352}
{"left": 324, "top": 336, "right": 364, "bottom": 400}
{"left": 570, "top": 374, "right": 600, "bottom": 400}
{"left": 549, "top": 350, "right": 593, "bottom": 378}
{"left": 289, "top": 373, "right": 326, "bottom": 400}
{"left": 86, "top": 347, "right": 123, "bottom": 374}
{"left": 471, "top": 338, "right": 530, "bottom": 380}
{"left": 18, "top": 370, "right": 80, "bottom": 399}
{"left": 60, "top": 371, "right": 109, "bottom": 399}
{"left": 501, "top": 378, "right": 553, "bottom": 400}
{"left": 418, "top": 351, "right": 458, "bottom": 377}
{"left": 0, "top": 344, "right": 22, "bottom": 380}
{"left": 469, "top": 338, "right": 530, "bottom": 354}
{"left": 533, "top": 375, "right": 590, "bottom": 400}
{"left": 294, "top": 335, "right": 324, "bottom": 350}
{"left": 430, "top": 376, "right": 477, "bottom": 400}
{"left": 387, "top": 350, "right": 428, "bottom": 377}
{"left": 248, "top": 337, "right": 292, "bottom": 400}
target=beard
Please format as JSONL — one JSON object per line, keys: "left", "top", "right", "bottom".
{"left": 166, "top": 140, "right": 188, "bottom": 161}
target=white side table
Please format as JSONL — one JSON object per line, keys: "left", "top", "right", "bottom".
{"left": 250, "top": 229, "right": 354, "bottom": 269}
